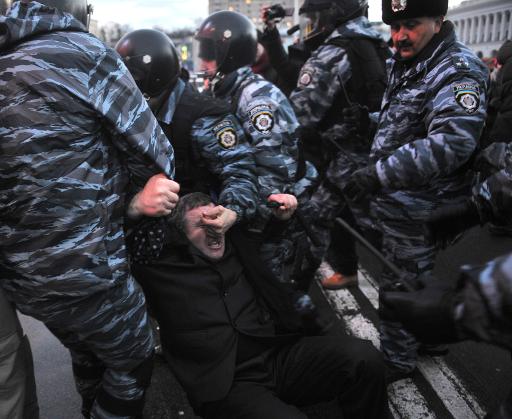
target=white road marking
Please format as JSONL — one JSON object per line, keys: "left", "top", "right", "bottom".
{"left": 318, "top": 263, "right": 433, "bottom": 419}
{"left": 317, "top": 261, "right": 486, "bottom": 419}
{"left": 357, "top": 266, "right": 485, "bottom": 418}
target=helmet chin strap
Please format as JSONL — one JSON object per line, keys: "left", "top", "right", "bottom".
{"left": 209, "top": 71, "right": 225, "bottom": 94}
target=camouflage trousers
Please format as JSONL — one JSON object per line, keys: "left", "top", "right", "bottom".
{"left": 0, "top": 288, "right": 39, "bottom": 419}
{"left": 44, "top": 277, "right": 154, "bottom": 419}
{"left": 302, "top": 150, "right": 377, "bottom": 271}
{"left": 372, "top": 198, "right": 437, "bottom": 373}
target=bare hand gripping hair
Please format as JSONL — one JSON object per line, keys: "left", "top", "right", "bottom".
{"left": 0, "top": 0, "right": 92, "bottom": 27}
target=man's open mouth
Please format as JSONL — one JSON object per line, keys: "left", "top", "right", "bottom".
{"left": 206, "top": 230, "right": 223, "bottom": 249}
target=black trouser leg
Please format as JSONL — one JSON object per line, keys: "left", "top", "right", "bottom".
{"left": 275, "top": 335, "right": 390, "bottom": 419}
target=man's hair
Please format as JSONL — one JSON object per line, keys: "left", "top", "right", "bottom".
{"left": 170, "top": 192, "right": 212, "bottom": 233}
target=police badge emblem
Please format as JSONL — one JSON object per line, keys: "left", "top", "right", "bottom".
{"left": 218, "top": 128, "right": 237, "bottom": 149}
{"left": 213, "top": 120, "right": 238, "bottom": 149}
{"left": 391, "top": 0, "right": 407, "bottom": 12}
{"left": 299, "top": 70, "right": 313, "bottom": 87}
{"left": 249, "top": 104, "right": 275, "bottom": 134}
{"left": 453, "top": 82, "right": 480, "bottom": 114}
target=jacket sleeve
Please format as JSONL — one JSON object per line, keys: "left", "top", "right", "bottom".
{"left": 259, "top": 27, "right": 295, "bottom": 82}
{"left": 191, "top": 114, "right": 259, "bottom": 221}
{"left": 376, "top": 75, "right": 487, "bottom": 189}
{"left": 456, "top": 254, "right": 512, "bottom": 349}
{"left": 88, "top": 47, "right": 175, "bottom": 186}
{"left": 240, "top": 92, "right": 299, "bottom": 198}
{"left": 474, "top": 147, "right": 512, "bottom": 223}
{"left": 289, "top": 44, "right": 350, "bottom": 129}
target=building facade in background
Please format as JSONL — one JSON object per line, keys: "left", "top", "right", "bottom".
{"left": 448, "top": 0, "right": 512, "bottom": 57}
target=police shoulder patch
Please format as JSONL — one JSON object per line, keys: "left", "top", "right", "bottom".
{"left": 298, "top": 69, "right": 314, "bottom": 87}
{"left": 212, "top": 119, "right": 238, "bottom": 149}
{"left": 248, "top": 104, "right": 274, "bottom": 134}
{"left": 453, "top": 81, "right": 480, "bottom": 114}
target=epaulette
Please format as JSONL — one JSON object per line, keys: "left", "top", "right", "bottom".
{"left": 452, "top": 55, "right": 471, "bottom": 72}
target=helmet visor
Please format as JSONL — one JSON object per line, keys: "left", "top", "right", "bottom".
{"left": 198, "top": 38, "right": 216, "bottom": 61}
{"left": 299, "top": 11, "right": 321, "bottom": 40}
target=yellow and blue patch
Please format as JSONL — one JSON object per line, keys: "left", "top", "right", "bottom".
{"left": 453, "top": 81, "right": 480, "bottom": 114}
{"left": 249, "top": 104, "right": 274, "bottom": 134}
{"left": 212, "top": 120, "right": 238, "bottom": 149}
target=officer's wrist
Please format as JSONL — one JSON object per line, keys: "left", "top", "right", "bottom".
{"left": 225, "top": 204, "right": 242, "bottom": 224}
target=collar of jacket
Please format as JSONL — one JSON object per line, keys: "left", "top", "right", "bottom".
{"left": 0, "top": 1, "right": 87, "bottom": 51}
{"left": 392, "top": 20, "right": 456, "bottom": 80}
{"left": 157, "top": 78, "right": 187, "bottom": 125}
{"left": 214, "top": 66, "right": 253, "bottom": 98}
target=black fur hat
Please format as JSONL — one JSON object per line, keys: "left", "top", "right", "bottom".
{"left": 382, "top": 0, "right": 448, "bottom": 24}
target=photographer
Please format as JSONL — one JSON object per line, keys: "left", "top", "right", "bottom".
{"left": 259, "top": 4, "right": 309, "bottom": 96}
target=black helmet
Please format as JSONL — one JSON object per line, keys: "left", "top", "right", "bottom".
{"left": 115, "top": 29, "right": 181, "bottom": 99}
{"left": 0, "top": 0, "right": 93, "bottom": 26}
{"left": 299, "top": 0, "right": 367, "bottom": 43}
{"left": 195, "top": 11, "right": 257, "bottom": 76}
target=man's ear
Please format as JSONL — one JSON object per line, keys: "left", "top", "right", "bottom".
{"left": 434, "top": 16, "right": 445, "bottom": 33}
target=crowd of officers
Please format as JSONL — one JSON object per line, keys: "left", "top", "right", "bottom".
{"left": 1, "top": 0, "right": 512, "bottom": 418}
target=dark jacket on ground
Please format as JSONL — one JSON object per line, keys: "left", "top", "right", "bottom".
{"left": 132, "top": 227, "right": 302, "bottom": 408}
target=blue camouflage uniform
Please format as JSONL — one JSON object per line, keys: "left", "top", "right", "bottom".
{"left": 457, "top": 142, "right": 512, "bottom": 347}
{"left": 156, "top": 79, "right": 258, "bottom": 221}
{"left": 369, "top": 21, "right": 488, "bottom": 372}
{"left": 456, "top": 142, "right": 512, "bottom": 347}
{"left": 474, "top": 142, "right": 512, "bottom": 224}
{"left": 290, "top": 16, "right": 386, "bottom": 265}
{"left": 0, "top": 2, "right": 174, "bottom": 418}
{"left": 211, "top": 66, "right": 313, "bottom": 280}
{"left": 455, "top": 254, "right": 512, "bottom": 349}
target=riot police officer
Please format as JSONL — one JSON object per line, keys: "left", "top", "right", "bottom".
{"left": 343, "top": 0, "right": 489, "bottom": 379}
{"left": 289, "top": 0, "right": 390, "bottom": 289}
{"left": 0, "top": 1, "right": 179, "bottom": 418}
{"left": 195, "top": 11, "right": 317, "bottom": 281}
{"left": 116, "top": 29, "right": 259, "bottom": 245}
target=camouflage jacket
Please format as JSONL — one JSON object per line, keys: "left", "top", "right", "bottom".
{"left": 157, "top": 79, "right": 258, "bottom": 221}
{"left": 212, "top": 66, "right": 299, "bottom": 203}
{"left": 0, "top": 2, "right": 174, "bottom": 315}
{"left": 290, "top": 16, "right": 384, "bottom": 135}
{"left": 371, "top": 22, "right": 488, "bottom": 200}
{"left": 457, "top": 253, "right": 512, "bottom": 349}
{"left": 474, "top": 142, "right": 512, "bottom": 223}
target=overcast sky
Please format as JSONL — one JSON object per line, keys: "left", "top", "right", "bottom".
{"left": 91, "top": 0, "right": 466, "bottom": 31}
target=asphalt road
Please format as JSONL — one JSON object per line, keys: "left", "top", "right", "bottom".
{"left": 20, "top": 223, "right": 512, "bottom": 419}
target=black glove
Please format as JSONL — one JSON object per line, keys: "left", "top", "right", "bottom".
{"left": 425, "top": 199, "right": 484, "bottom": 248}
{"left": 343, "top": 165, "right": 381, "bottom": 202}
{"left": 472, "top": 142, "right": 509, "bottom": 178}
{"left": 380, "top": 277, "right": 460, "bottom": 344}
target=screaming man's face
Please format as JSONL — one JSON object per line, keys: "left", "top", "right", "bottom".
{"left": 184, "top": 204, "right": 225, "bottom": 260}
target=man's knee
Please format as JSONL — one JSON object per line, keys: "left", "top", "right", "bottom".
{"left": 348, "top": 339, "right": 386, "bottom": 379}
{"left": 323, "top": 336, "right": 386, "bottom": 383}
